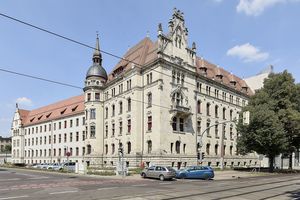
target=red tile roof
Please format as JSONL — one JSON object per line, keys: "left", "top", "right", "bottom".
{"left": 108, "top": 37, "right": 252, "bottom": 95}
{"left": 19, "top": 95, "right": 84, "bottom": 126}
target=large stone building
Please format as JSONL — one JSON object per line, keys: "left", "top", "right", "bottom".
{"left": 11, "top": 9, "right": 258, "bottom": 168}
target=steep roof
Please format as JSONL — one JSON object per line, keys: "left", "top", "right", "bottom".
{"left": 108, "top": 37, "right": 252, "bottom": 95}
{"left": 107, "top": 37, "right": 157, "bottom": 82}
{"left": 19, "top": 95, "right": 84, "bottom": 126}
{"left": 196, "top": 57, "right": 253, "bottom": 95}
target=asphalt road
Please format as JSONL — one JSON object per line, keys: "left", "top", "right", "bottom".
{"left": 0, "top": 168, "right": 299, "bottom": 200}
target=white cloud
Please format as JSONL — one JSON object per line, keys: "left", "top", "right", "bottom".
{"left": 236, "top": 0, "right": 299, "bottom": 16}
{"left": 227, "top": 43, "right": 269, "bottom": 62}
{"left": 16, "top": 97, "right": 33, "bottom": 107}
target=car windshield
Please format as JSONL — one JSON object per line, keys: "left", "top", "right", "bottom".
{"left": 166, "top": 167, "right": 176, "bottom": 172}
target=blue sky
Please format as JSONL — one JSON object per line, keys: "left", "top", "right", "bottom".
{"left": 0, "top": 0, "right": 299, "bottom": 137}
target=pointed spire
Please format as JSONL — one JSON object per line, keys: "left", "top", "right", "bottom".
{"left": 16, "top": 103, "right": 19, "bottom": 109}
{"left": 92, "top": 32, "right": 102, "bottom": 65}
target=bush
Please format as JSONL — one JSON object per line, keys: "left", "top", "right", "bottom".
{"left": 87, "top": 170, "right": 115, "bottom": 176}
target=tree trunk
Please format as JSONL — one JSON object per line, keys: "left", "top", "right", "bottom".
{"left": 288, "top": 153, "right": 293, "bottom": 170}
{"left": 269, "top": 156, "right": 274, "bottom": 173}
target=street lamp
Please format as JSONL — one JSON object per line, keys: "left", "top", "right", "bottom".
{"left": 29, "top": 148, "right": 33, "bottom": 164}
{"left": 197, "top": 119, "right": 236, "bottom": 170}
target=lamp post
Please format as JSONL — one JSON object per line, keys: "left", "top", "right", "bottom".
{"left": 197, "top": 119, "right": 236, "bottom": 170}
{"left": 29, "top": 148, "right": 33, "bottom": 164}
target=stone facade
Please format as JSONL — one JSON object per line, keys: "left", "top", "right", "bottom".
{"left": 11, "top": 9, "right": 258, "bottom": 168}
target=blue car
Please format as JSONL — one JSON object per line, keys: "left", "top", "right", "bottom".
{"left": 176, "top": 166, "right": 214, "bottom": 179}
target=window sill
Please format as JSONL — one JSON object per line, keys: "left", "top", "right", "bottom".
{"left": 146, "top": 130, "right": 152, "bottom": 133}
{"left": 126, "top": 132, "right": 131, "bottom": 135}
{"left": 118, "top": 134, "right": 122, "bottom": 136}
{"left": 173, "top": 131, "right": 185, "bottom": 134}
{"left": 111, "top": 135, "right": 115, "bottom": 138}
{"left": 207, "top": 135, "right": 212, "bottom": 138}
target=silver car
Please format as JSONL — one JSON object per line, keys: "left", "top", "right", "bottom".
{"left": 141, "top": 166, "right": 176, "bottom": 181}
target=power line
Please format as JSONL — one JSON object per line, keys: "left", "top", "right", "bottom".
{"left": 0, "top": 12, "right": 246, "bottom": 106}
{"left": 0, "top": 68, "right": 82, "bottom": 89}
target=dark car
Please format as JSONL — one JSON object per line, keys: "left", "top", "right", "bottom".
{"left": 141, "top": 166, "right": 176, "bottom": 181}
{"left": 176, "top": 166, "right": 214, "bottom": 179}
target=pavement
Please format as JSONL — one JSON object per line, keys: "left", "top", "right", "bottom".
{"left": 0, "top": 166, "right": 275, "bottom": 181}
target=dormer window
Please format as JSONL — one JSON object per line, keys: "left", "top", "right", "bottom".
{"left": 30, "top": 117, "right": 35, "bottom": 122}
{"left": 199, "top": 58, "right": 207, "bottom": 76}
{"left": 60, "top": 108, "right": 67, "bottom": 115}
{"left": 72, "top": 105, "right": 78, "bottom": 112}
{"left": 38, "top": 115, "right": 43, "bottom": 120}
{"left": 46, "top": 113, "right": 52, "bottom": 118}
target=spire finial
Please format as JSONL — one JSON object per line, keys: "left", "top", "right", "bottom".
{"left": 93, "top": 32, "right": 102, "bottom": 65}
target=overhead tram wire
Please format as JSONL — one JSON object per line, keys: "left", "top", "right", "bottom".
{"left": 0, "top": 66, "right": 171, "bottom": 111}
{"left": 0, "top": 68, "right": 82, "bottom": 89}
{"left": 0, "top": 12, "right": 243, "bottom": 104}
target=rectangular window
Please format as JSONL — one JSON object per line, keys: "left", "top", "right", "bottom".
{"left": 64, "top": 133, "right": 67, "bottom": 143}
{"left": 76, "top": 132, "right": 79, "bottom": 141}
{"left": 127, "top": 119, "right": 131, "bottom": 133}
{"left": 95, "top": 93, "right": 100, "bottom": 101}
{"left": 105, "top": 125, "right": 108, "bottom": 138}
{"left": 64, "top": 120, "right": 67, "bottom": 129}
{"left": 197, "top": 121, "right": 201, "bottom": 134}
{"left": 215, "top": 125, "right": 219, "bottom": 138}
{"left": 49, "top": 124, "right": 51, "bottom": 131}
{"left": 44, "top": 125, "right": 47, "bottom": 132}
{"left": 112, "top": 123, "right": 115, "bottom": 136}
{"left": 87, "top": 93, "right": 91, "bottom": 101}
{"left": 59, "top": 122, "right": 61, "bottom": 129}
{"left": 127, "top": 99, "right": 131, "bottom": 112}
{"left": 49, "top": 135, "right": 51, "bottom": 144}
{"left": 147, "top": 116, "right": 152, "bottom": 131}
{"left": 90, "top": 108, "right": 96, "bottom": 119}
{"left": 70, "top": 132, "right": 73, "bottom": 142}
{"left": 82, "top": 117, "right": 85, "bottom": 125}
{"left": 90, "top": 126, "right": 95, "bottom": 138}
{"left": 53, "top": 135, "right": 56, "bottom": 144}
{"left": 76, "top": 118, "right": 79, "bottom": 126}
{"left": 82, "top": 131, "right": 85, "bottom": 141}
{"left": 44, "top": 136, "right": 46, "bottom": 145}
{"left": 119, "top": 121, "right": 122, "bottom": 135}
{"left": 59, "top": 134, "right": 61, "bottom": 143}
{"left": 76, "top": 147, "right": 79, "bottom": 156}
{"left": 70, "top": 120, "right": 73, "bottom": 128}
{"left": 179, "top": 118, "right": 184, "bottom": 132}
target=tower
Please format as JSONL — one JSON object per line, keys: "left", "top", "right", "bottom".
{"left": 83, "top": 35, "right": 107, "bottom": 166}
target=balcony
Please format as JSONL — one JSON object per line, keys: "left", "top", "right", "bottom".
{"left": 170, "top": 104, "right": 192, "bottom": 117}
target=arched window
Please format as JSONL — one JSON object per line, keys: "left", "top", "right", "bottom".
{"left": 87, "top": 144, "right": 92, "bottom": 154}
{"left": 230, "top": 109, "right": 233, "bottom": 121}
{"left": 197, "top": 100, "right": 201, "bottom": 114}
{"left": 112, "top": 104, "right": 115, "bottom": 116}
{"left": 105, "top": 144, "right": 108, "bottom": 155}
{"left": 206, "top": 103, "right": 211, "bottom": 116}
{"left": 206, "top": 144, "right": 210, "bottom": 155}
{"left": 119, "top": 101, "right": 123, "bottom": 114}
{"left": 127, "top": 98, "right": 131, "bottom": 112}
{"left": 175, "top": 141, "right": 180, "bottom": 154}
{"left": 105, "top": 107, "right": 108, "bottom": 119}
{"left": 147, "top": 93, "right": 152, "bottom": 107}
{"left": 111, "top": 143, "right": 115, "bottom": 154}
{"left": 147, "top": 140, "right": 152, "bottom": 154}
{"left": 215, "top": 105, "right": 219, "bottom": 118}
{"left": 223, "top": 107, "right": 226, "bottom": 119}
{"left": 127, "top": 142, "right": 131, "bottom": 154}
{"left": 172, "top": 117, "right": 177, "bottom": 131}
{"left": 215, "top": 144, "right": 219, "bottom": 155}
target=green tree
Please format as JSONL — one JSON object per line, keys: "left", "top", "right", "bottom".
{"left": 262, "top": 71, "right": 300, "bottom": 169}
{"left": 4, "top": 144, "right": 11, "bottom": 153}
{"left": 237, "top": 103, "right": 287, "bottom": 172}
{"left": 237, "top": 70, "right": 300, "bottom": 171}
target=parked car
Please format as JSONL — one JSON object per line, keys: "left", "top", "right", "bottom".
{"left": 141, "top": 166, "right": 176, "bottom": 181}
{"left": 53, "top": 162, "right": 76, "bottom": 171}
{"left": 47, "top": 163, "right": 60, "bottom": 170}
{"left": 176, "top": 166, "right": 214, "bottom": 179}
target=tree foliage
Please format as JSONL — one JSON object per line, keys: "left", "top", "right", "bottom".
{"left": 237, "top": 70, "right": 300, "bottom": 171}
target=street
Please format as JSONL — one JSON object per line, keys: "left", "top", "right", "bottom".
{"left": 0, "top": 168, "right": 299, "bottom": 200}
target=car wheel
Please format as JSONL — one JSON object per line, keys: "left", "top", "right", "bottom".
{"left": 179, "top": 174, "right": 186, "bottom": 179}
{"left": 159, "top": 175, "right": 165, "bottom": 181}
{"left": 203, "top": 174, "right": 209, "bottom": 180}
{"left": 141, "top": 173, "right": 146, "bottom": 178}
